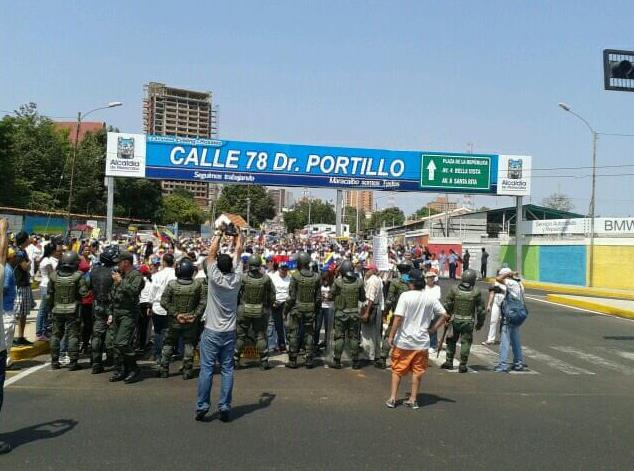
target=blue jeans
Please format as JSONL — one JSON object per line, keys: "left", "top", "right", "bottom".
{"left": 497, "top": 322, "right": 523, "bottom": 370}
{"left": 267, "top": 303, "right": 286, "bottom": 351}
{"left": 36, "top": 285, "right": 49, "bottom": 337}
{"left": 0, "top": 349, "right": 6, "bottom": 413}
{"left": 152, "top": 315, "right": 169, "bottom": 360}
{"left": 196, "top": 328, "right": 236, "bottom": 413}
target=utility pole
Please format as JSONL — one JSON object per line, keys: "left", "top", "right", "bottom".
{"left": 246, "top": 197, "right": 251, "bottom": 230}
{"left": 335, "top": 189, "right": 343, "bottom": 237}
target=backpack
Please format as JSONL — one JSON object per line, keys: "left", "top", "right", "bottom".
{"left": 501, "top": 282, "right": 528, "bottom": 327}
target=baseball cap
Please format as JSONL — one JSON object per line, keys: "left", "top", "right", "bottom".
{"left": 139, "top": 264, "right": 150, "bottom": 275}
{"left": 499, "top": 267, "right": 513, "bottom": 276}
{"left": 113, "top": 250, "right": 133, "bottom": 263}
{"left": 366, "top": 263, "right": 378, "bottom": 271}
{"left": 425, "top": 268, "right": 438, "bottom": 278}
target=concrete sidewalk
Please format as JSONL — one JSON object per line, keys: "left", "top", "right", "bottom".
{"left": 8, "top": 299, "right": 50, "bottom": 362}
{"left": 546, "top": 294, "right": 634, "bottom": 320}
{"left": 523, "top": 280, "right": 634, "bottom": 301}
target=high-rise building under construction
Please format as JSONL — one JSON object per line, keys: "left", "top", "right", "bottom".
{"left": 143, "top": 82, "right": 220, "bottom": 207}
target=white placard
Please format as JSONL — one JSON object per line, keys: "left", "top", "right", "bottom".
{"left": 372, "top": 235, "right": 390, "bottom": 271}
{"left": 105, "top": 132, "right": 146, "bottom": 177}
{"left": 497, "top": 155, "right": 531, "bottom": 196}
{"left": 523, "top": 218, "right": 634, "bottom": 236}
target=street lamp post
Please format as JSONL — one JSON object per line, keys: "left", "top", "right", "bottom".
{"left": 558, "top": 102, "right": 598, "bottom": 287}
{"left": 67, "top": 101, "right": 122, "bottom": 236}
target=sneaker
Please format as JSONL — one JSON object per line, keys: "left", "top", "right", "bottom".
{"left": 385, "top": 399, "right": 397, "bottom": 408}
{"left": 195, "top": 409, "right": 208, "bottom": 422}
{"left": 493, "top": 365, "right": 510, "bottom": 373}
{"left": 0, "top": 440, "right": 11, "bottom": 454}
{"left": 404, "top": 401, "right": 420, "bottom": 410}
{"left": 59, "top": 354, "right": 71, "bottom": 366}
{"left": 481, "top": 341, "right": 495, "bottom": 346}
{"left": 428, "top": 347, "right": 437, "bottom": 355}
{"left": 512, "top": 363, "right": 527, "bottom": 372}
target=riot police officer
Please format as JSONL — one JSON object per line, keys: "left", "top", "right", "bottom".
{"left": 158, "top": 257, "right": 206, "bottom": 379}
{"left": 284, "top": 252, "right": 321, "bottom": 369}
{"left": 440, "top": 268, "right": 486, "bottom": 373}
{"left": 235, "top": 255, "right": 275, "bottom": 370}
{"left": 376, "top": 262, "right": 411, "bottom": 369}
{"left": 331, "top": 260, "right": 366, "bottom": 369}
{"left": 89, "top": 245, "right": 118, "bottom": 374}
{"left": 48, "top": 251, "right": 89, "bottom": 371}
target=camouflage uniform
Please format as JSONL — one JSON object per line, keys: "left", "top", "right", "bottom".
{"left": 90, "top": 264, "right": 115, "bottom": 371}
{"left": 235, "top": 271, "right": 275, "bottom": 368}
{"left": 48, "top": 269, "right": 89, "bottom": 369}
{"left": 284, "top": 268, "right": 321, "bottom": 368}
{"left": 159, "top": 278, "right": 206, "bottom": 378}
{"left": 442, "top": 271, "right": 485, "bottom": 373}
{"left": 110, "top": 269, "right": 144, "bottom": 379}
{"left": 331, "top": 274, "right": 366, "bottom": 369}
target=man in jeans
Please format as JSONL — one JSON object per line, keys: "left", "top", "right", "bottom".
{"left": 494, "top": 268, "right": 526, "bottom": 373}
{"left": 196, "top": 228, "right": 243, "bottom": 423}
{"left": 0, "top": 218, "right": 12, "bottom": 453}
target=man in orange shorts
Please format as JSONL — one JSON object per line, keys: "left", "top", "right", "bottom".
{"left": 386, "top": 269, "right": 447, "bottom": 409}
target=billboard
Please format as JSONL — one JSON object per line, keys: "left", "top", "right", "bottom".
{"left": 106, "top": 133, "right": 531, "bottom": 195}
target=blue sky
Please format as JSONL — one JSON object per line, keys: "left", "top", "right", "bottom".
{"left": 3, "top": 0, "right": 634, "bottom": 216}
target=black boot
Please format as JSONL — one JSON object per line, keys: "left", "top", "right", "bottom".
{"left": 305, "top": 356, "right": 314, "bottom": 369}
{"left": 458, "top": 363, "right": 468, "bottom": 373}
{"left": 68, "top": 360, "right": 81, "bottom": 371}
{"left": 109, "top": 367, "right": 125, "bottom": 382}
{"left": 260, "top": 359, "right": 271, "bottom": 370}
{"left": 123, "top": 358, "right": 141, "bottom": 384}
{"left": 332, "top": 358, "right": 342, "bottom": 369}
{"left": 286, "top": 355, "right": 298, "bottom": 368}
{"left": 352, "top": 358, "right": 361, "bottom": 370}
{"left": 51, "top": 357, "right": 61, "bottom": 370}
{"left": 441, "top": 360, "right": 454, "bottom": 370}
{"left": 92, "top": 364, "right": 104, "bottom": 374}
{"left": 375, "top": 358, "right": 386, "bottom": 369}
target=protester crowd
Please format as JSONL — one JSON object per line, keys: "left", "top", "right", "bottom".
{"left": 0, "top": 218, "right": 528, "bottom": 447}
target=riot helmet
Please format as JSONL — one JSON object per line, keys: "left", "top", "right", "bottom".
{"left": 248, "top": 254, "right": 262, "bottom": 273}
{"left": 296, "top": 251, "right": 311, "bottom": 270}
{"left": 175, "top": 257, "right": 195, "bottom": 280}
{"left": 59, "top": 250, "right": 80, "bottom": 273}
{"left": 100, "top": 245, "right": 119, "bottom": 267}
{"left": 460, "top": 269, "right": 478, "bottom": 289}
{"left": 339, "top": 260, "right": 355, "bottom": 281}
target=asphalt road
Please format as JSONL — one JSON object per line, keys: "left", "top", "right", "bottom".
{"left": 2, "top": 281, "right": 634, "bottom": 470}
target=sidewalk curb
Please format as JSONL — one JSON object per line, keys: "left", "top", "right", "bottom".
{"left": 523, "top": 281, "right": 634, "bottom": 301}
{"left": 546, "top": 294, "right": 634, "bottom": 320}
{"left": 10, "top": 340, "right": 50, "bottom": 361}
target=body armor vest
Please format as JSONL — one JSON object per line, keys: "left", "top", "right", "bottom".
{"left": 294, "top": 271, "right": 318, "bottom": 314}
{"left": 91, "top": 265, "right": 114, "bottom": 303}
{"left": 334, "top": 277, "right": 362, "bottom": 315}
{"left": 168, "top": 279, "right": 200, "bottom": 316}
{"left": 390, "top": 279, "right": 408, "bottom": 307}
{"left": 51, "top": 271, "right": 82, "bottom": 314}
{"left": 241, "top": 273, "right": 268, "bottom": 316}
{"left": 451, "top": 286, "right": 480, "bottom": 321}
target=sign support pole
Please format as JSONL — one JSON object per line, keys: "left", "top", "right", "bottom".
{"left": 515, "top": 196, "right": 523, "bottom": 276}
{"left": 335, "top": 189, "right": 343, "bottom": 237}
{"left": 106, "top": 176, "right": 114, "bottom": 242}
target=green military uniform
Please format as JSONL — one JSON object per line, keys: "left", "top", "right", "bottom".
{"left": 235, "top": 271, "right": 275, "bottom": 368}
{"left": 442, "top": 269, "right": 485, "bottom": 373}
{"left": 379, "top": 276, "right": 409, "bottom": 363}
{"left": 284, "top": 252, "right": 321, "bottom": 368}
{"left": 89, "top": 260, "right": 115, "bottom": 373}
{"left": 109, "top": 262, "right": 145, "bottom": 382}
{"left": 48, "top": 259, "right": 89, "bottom": 370}
{"left": 159, "top": 278, "right": 206, "bottom": 378}
{"left": 331, "top": 270, "right": 366, "bottom": 369}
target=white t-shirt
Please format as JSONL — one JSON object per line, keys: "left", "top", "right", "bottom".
{"left": 139, "top": 279, "right": 153, "bottom": 304}
{"left": 321, "top": 285, "right": 333, "bottom": 309}
{"left": 39, "top": 256, "right": 58, "bottom": 289}
{"left": 150, "top": 267, "right": 176, "bottom": 316}
{"left": 393, "top": 289, "right": 446, "bottom": 350}
{"left": 204, "top": 260, "right": 243, "bottom": 332}
{"left": 270, "top": 271, "right": 291, "bottom": 303}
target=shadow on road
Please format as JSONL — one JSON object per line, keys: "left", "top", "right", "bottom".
{"left": 604, "top": 336, "right": 634, "bottom": 340}
{"left": 1, "top": 419, "right": 78, "bottom": 449}
{"left": 414, "top": 393, "right": 456, "bottom": 407}
{"left": 230, "top": 392, "right": 276, "bottom": 421}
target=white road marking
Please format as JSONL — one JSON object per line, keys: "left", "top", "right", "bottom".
{"left": 5, "top": 362, "right": 51, "bottom": 387}
{"left": 471, "top": 344, "right": 539, "bottom": 374}
{"left": 522, "top": 346, "right": 595, "bottom": 375}
{"left": 595, "top": 347, "right": 634, "bottom": 363}
{"left": 525, "top": 296, "right": 634, "bottom": 323}
{"left": 551, "top": 346, "right": 634, "bottom": 375}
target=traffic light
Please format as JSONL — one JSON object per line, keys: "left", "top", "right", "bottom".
{"left": 604, "top": 49, "right": 634, "bottom": 91}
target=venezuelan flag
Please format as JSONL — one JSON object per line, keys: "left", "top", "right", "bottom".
{"left": 322, "top": 252, "right": 335, "bottom": 270}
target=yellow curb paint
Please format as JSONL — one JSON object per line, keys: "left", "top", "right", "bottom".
{"left": 546, "top": 294, "right": 634, "bottom": 320}
{"left": 524, "top": 281, "right": 634, "bottom": 301}
{"left": 10, "top": 340, "right": 50, "bottom": 361}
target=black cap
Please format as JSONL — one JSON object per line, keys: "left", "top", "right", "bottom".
{"left": 408, "top": 268, "right": 423, "bottom": 282}
{"left": 113, "top": 250, "right": 133, "bottom": 263}
{"left": 15, "top": 231, "right": 29, "bottom": 246}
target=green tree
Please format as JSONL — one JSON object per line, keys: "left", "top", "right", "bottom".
{"left": 114, "top": 178, "right": 163, "bottom": 220}
{"left": 215, "top": 184, "right": 275, "bottom": 227}
{"left": 542, "top": 192, "right": 574, "bottom": 212}
{"left": 370, "top": 207, "right": 405, "bottom": 229}
{"left": 283, "top": 199, "right": 336, "bottom": 233}
{"left": 160, "top": 189, "right": 205, "bottom": 225}
{"left": 71, "top": 127, "right": 108, "bottom": 214}
{"left": 409, "top": 205, "right": 441, "bottom": 220}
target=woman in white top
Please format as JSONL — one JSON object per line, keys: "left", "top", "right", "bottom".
{"left": 482, "top": 270, "right": 506, "bottom": 345}
{"left": 35, "top": 243, "right": 59, "bottom": 340}
{"left": 314, "top": 271, "right": 334, "bottom": 352}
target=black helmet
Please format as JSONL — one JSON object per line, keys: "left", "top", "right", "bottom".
{"left": 296, "top": 251, "right": 311, "bottom": 270}
{"left": 339, "top": 260, "right": 355, "bottom": 279}
{"left": 396, "top": 262, "right": 412, "bottom": 274}
{"left": 100, "top": 245, "right": 119, "bottom": 267}
{"left": 248, "top": 255, "right": 261, "bottom": 270}
{"left": 460, "top": 269, "right": 478, "bottom": 288}
{"left": 175, "top": 258, "right": 195, "bottom": 280}
{"left": 60, "top": 250, "right": 80, "bottom": 272}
